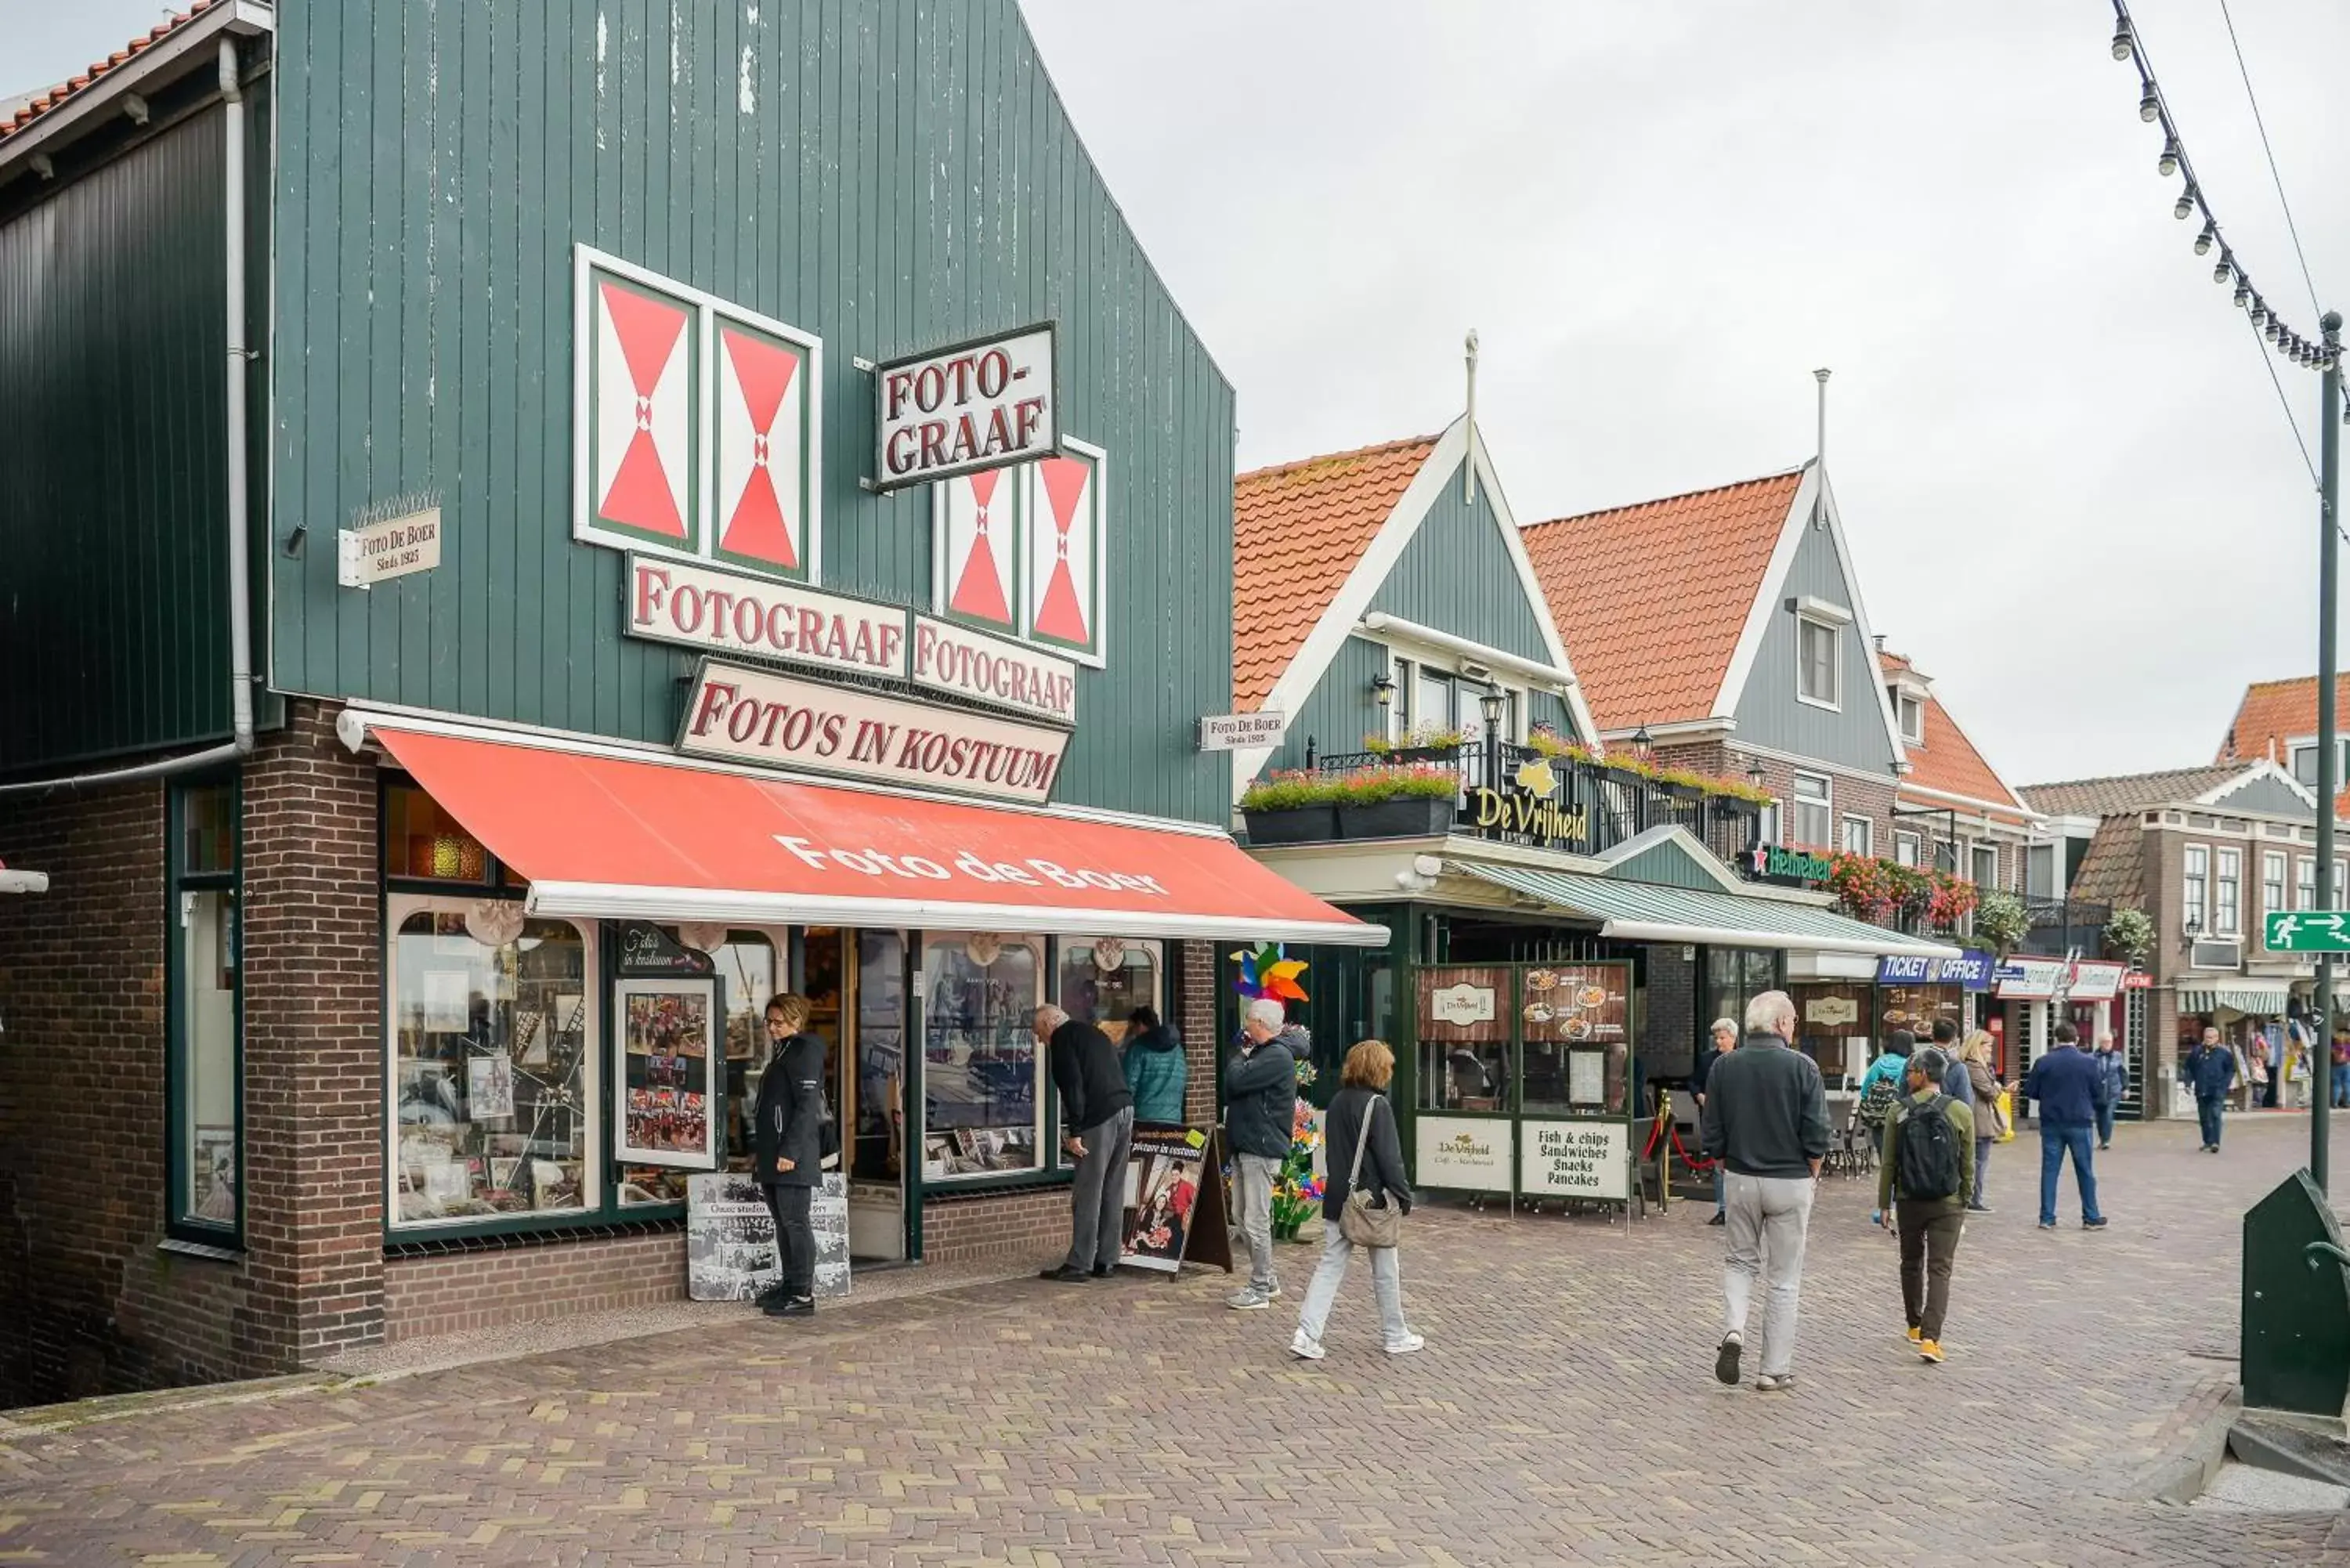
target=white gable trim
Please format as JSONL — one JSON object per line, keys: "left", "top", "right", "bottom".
{"left": 1590, "top": 824, "right": 1750, "bottom": 894}
{"left": 1470, "top": 426, "right": 1605, "bottom": 746}
{"left": 1710, "top": 461, "right": 1909, "bottom": 767}
{"left": 2199, "top": 759, "right": 2319, "bottom": 811}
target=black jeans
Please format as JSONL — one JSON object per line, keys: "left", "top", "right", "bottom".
{"left": 765, "top": 1183, "right": 815, "bottom": 1298}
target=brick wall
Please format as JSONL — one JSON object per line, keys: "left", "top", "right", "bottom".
{"left": 922, "top": 1186, "right": 1069, "bottom": 1263}
{"left": 384, "top": 1231, "right": 684, "bottom": 1342}
{"left": 240, "top": 702, "right": 385, "bottom": 1367}
{"left": 1643, "top": 945, "right": 1697, "bottom": 1078}
{"left": 1177, "top": 940, "right": 1219, "bottom": 1127}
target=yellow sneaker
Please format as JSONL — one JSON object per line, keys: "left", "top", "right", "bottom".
{"left": 1904, "top": 1325, "right": 1923, "bottom": 1346}
{"left": 1918, "top": 1338, "right": 1945, "bottom": 1364}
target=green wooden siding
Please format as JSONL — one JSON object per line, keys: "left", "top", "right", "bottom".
{"left": 1731, "top": 520, "right": 1897, "bottom": 774}
{"left": 0, "top": 90, "right": 270, "bottom": 772}
{"left": 1607, "top": 839, "right": 1728, "bottom": 891}
{"left": 1528, "top": 691, "right": 1578, "bottom": 742}
{"left": 270, "top": 0, "right": 1235, "bottom": 825}
{"left": 1264, "top": 635, "right": 1387, "bottom": 777}
{"left": 1368, "top": 460, "right": 1553, "bottom": 665}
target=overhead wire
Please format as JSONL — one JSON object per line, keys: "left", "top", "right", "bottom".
{"left": 2217, "top": 0, "right": 2322, "bottom": 322}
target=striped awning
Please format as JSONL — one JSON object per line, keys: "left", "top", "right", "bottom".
{"left": 2178, "top": 981, "right": 2293, "bottom": 1016}
{"left": 1450, "top": 862, "right": 1959, "bottom": 959}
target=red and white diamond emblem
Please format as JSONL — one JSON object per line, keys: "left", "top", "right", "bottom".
{"left": 714, "top": 324, "right": 804, "bottom": 571}
{"left": 595, "top": 280, "right": 692, "bottom": 540}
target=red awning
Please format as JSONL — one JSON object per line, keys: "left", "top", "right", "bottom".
{"left": 369, "top": 724, "right": 1384, "bottom": 946}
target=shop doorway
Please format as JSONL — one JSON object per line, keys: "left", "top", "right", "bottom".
{"left": 801, "top": 927, "right": 910, "bottom": 1263}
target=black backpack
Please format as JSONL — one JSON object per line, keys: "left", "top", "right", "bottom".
{"left": 1893, "top": 1093, "right": 1961, "bottom": 1201}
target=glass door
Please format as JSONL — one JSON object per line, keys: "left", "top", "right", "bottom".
{"left": 850, "top": 930, "right": 909, "bottom": 1261}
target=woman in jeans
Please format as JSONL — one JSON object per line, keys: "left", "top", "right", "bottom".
{"left": 1959, "top": 1030, "right": 2004, "bottom": 1214}
{"left": 1290, "top": 1039, "right": 1423, "bottom": 1360}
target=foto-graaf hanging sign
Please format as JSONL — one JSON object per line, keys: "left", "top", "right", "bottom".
{"left": 627, "top": 555, "right": 909, "bottom": 679}
{"left": 910, "top": 615, "right": 1078, "bottom": 726}
{"left": 679, "top": 658, "right": 1068, "bottom": 804}
{"left": 873, "top": 323, "right": 1058, "bottom": 491}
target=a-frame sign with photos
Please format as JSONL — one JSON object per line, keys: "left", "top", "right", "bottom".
{"left": 573, "top": 245, "right": 822, "bottom": 583}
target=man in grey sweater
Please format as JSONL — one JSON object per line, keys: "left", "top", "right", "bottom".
{"left": 1699, "top": 989, "right": 1830, "bottom": 1393}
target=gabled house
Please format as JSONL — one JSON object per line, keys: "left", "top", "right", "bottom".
{"left": 2019, "top": 760, "right": 2326, "bottom": 1118}
{"left": 2216, "top": 674, "right": 2350, "bottom": 811}
{"left": 1877, "top": 649, "right": 2038, "bottom": 894}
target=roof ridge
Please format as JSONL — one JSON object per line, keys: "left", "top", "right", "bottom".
{"left": 1, "top": 1, "right": 222, "bottom": 144}
{"left": 1527, "top": 461, "right": 1810, "bottom": 529}
{"left": 2018, "top": 761, "right": 2245, "bottom": 792}
{"left": 1236, "top": 432, "right": 1442, "bottom": 486}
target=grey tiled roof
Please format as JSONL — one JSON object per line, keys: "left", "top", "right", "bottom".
{"left": 2016, "top": 765, "right": 2250, "bottom": 820}
{"left": 2066, "top": 816, "right": 2146, "bottom": 909}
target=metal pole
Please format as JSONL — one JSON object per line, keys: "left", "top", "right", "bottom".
{"left": 2316, "top": 311, "right": 2339, "bottom": 1194}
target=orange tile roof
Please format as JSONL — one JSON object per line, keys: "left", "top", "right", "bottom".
{"left": 2216, "top": 674, "right": 2350, "bottom": 812}
{"left": 1879, "top": 651, "right": 2030, "bottom": 820}
{"left": 1522, "top": 468, "right": 1805, "bottom": 731}
{"left": 1, "top": 2, "right": 222, "bottom": 144}
{"left": 1232, "top": 434, "right": 1437, "bottom": 710}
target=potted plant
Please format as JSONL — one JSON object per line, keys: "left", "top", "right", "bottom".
{"left": 1973, "top": 890, "right": 2032, "bottom": 956}
{"left": 1239, "top": 770, "right": 1340, "bottom": 845}
{"left": 2104, "top": 905, "right": 2154, "bottom": 964}
{"left": 1372, "top": 722, "right": 1467, "bottom": 764}
{"left": 1335, "top": 762, "right": 1459, "bottom": 840}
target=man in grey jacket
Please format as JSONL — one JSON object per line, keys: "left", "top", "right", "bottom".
{"left": 1700, "top": 989, "right": 1830, "bottom": 1392}
{"left": 1223, "top": 997, "right": 1300, "bottom": 1310}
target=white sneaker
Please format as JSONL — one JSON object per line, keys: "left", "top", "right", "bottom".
{"left": 1384, "top": 1332, "right": 1426, "bottom": 1355}
{"left": 1289, "top": 1330, "right": 1325, "bottom": 1360}
{"left": 1226, "top": 1288, "right": 1272, "bottom": 1310}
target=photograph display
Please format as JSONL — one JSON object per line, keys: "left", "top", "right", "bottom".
{"left": 1119, "top": 1128, "right": 1206, "bottom": 1272}
{"left": 920, "top": 937, "right": 1041, "bottom": 1176}
{"left": 616, "top": 981, "right": 718, "bottom": 1169}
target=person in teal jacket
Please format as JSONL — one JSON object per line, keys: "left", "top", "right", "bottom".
{"left": 1120, "top": 1006, "right": 1188, "bottom": 1124}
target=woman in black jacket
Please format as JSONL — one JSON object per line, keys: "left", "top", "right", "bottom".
{"left": 752, "top": 992, "right": 827, "bottom": 1317}
{"left": 1289, "top": 1039, "right": 1422, "bottom": 1361}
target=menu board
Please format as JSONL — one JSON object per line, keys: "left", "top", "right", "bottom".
{"left": 1520, "top": 963, "right": 1632, "bottom": 1045}
{"left": 1417, "top": 967, "right": 1512, "bottom": 1042}
{"left": 1120, "top": 1126, "right": 1209, "bottom": 1273}
{"left": 1878, "top": 983, "right": 1961, "bottom": 1042}
{"left": 1414, "top": 1115, "right": 1513, "bottom": 1194}
{"left": 1520, "top": 1118, "right": 1631, "bottom": 1201}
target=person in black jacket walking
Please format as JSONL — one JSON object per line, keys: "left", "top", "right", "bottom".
{"left": 752, "top": 993, "right": 827, "bottom": 1318}
{"left": 1039, "top": 1005, "right": 1136, "bottom": 1283}
{"left": 1289, "top": 1040, "right": 1421, "bottom": 1360}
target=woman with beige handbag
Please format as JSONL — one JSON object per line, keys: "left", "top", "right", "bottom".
{"left": 1289, "top": 1040, "right": 1422, "bottom": 1361}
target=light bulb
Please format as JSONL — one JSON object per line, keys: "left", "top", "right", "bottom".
{"left": 2139, "top": 85, "right": 2160, "bottom": 122}
{"left": 2112, "top": 22, "right": 2134, "bottom": 60}
{"left": 2174, "top": 187, "right": 2196, "bottom": 220}
{"left": 2158, "top": 139, "right": 2180, "bottom": 178}
{"left": 2234, "top": 281, "right": 2251, "bottom": 308}
{"left": 2194, "top": 222, "right": 2215, "bottom": 256}
{"left": 2215, "top": 255, "right": 2233, "bottom": 285}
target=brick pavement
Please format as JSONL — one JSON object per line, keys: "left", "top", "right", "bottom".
{"left": 2, "top": 1115, "right": 2347, "bottom": 1565}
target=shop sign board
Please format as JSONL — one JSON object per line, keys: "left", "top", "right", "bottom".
{"left": 1520, "top": 1118, "right": 1630, "bottom": 1201}
{"left": 2266, "top": 910, "right": 2350, "bottom": 951}
{"left": 627, "top": 555, "right": 908, "bottom": 679}
{"left": 1745, "top": 844, "right": 1833, "bottom": 885}
{"left": 2068, "top": 960, "right": 2128, "bottom": 1001}
{"left": 1520, "top": 963, "right": 1632, "bottom": 1044}
{"left": 338, "top": 506, "right": 442, "bottom": 588}
{"left": 910, "top": 614, "right": 1078, "bottom": 726}
{"left": 1806, "top": 994, "right": 1861, "bottom": 1028}
{"left": 873, "top": 323, "right": 1058, "bottom": 491}
{"left": 1414, "top": 1115, "right": 1513, "bottom": 1194}
{"left": 1992, "top": 956, "right": 2073, "bottom": 999}
{"left": 1875, "top": 948, "right": 1996, "bottom": 991}
{"left": 1427, "top": 981, "right": 1498, "bottom": 1029}
{"left": 1196, "top": 712, "right": 1289, "bottom": 752}
{"left": 1461, "top": 784, "right": 1591, "bottom": 849}
{"left": 679, "top": 659, "right": 1068, "bottom": 804}
{"left": 1416, "top": 966, "right": 1512, "bottom": 1042}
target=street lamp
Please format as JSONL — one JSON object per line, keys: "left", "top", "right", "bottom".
{"left": 1370, "top": 672, "right": 1395, "bottom": 708}
{"left": 1630, "top": 724, "right": 1653, "bottom": 763}
{"left": 1478, "top": 684, "right": 1506, "bottom": 791}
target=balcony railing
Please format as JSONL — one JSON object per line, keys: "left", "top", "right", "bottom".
{"left": 2016, "top": 895, "right": 2112, "bottom": 957}
{"left": 1312, "top": 741, "right": 1761, "bottom": 865}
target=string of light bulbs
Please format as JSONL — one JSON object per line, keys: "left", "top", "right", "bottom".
{"left": 2110, "top": 0, "right": 2334, "bottom": 385}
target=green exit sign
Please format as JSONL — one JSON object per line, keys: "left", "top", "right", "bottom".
{"left": 2264, "top": 911, "right": 2350, "bottom": 951}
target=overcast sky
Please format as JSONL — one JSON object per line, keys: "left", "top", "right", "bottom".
{"left": 14, "top": 2, "right": 2350, "bottom": 788}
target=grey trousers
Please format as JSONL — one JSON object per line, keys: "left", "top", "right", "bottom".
{"left": 1234, "top": 1152, "right": 1282, "bottom": 1292}
{"left": 1722, "top": 1171, "right": 1816, "bottom": 1378}
{"left": 1064, "top": 1105, "right": 1135, "bottom": 1273}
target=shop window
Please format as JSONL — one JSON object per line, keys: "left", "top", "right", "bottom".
{"left": 1420, "top": 1039, "right": 1511, "bottom": 1112}
{"left": 1705, "top": 948, "right": 1781, "bottom": 1044}
{"left": 707, "top": 933, "right": 779, "bottom": 1179}
{"left": 385, "top": 783, "right": 491, "bottom": 883}
{"left": 920, "top": 935, "right": 1042, "bottom": 1178}
{"left": 854, "top": 931, "right": 907, "bottom": 1183}
{"left": 2182, "top": 846, "right": 2207, "bottom": 932}
{"left": 1841, "top": 816, "right": 1872, "bottom": 855}
{"left": 168, "top": 780, "right": 240, "bottom": 1241}
{"left": 1057, "top": 938, "right": 1160, "bottom": 1044}
{"left": 1791, "top": 773, "right": 1831, "bottom": 849}
{"left": 2214, "top": 849, "right": 2241, "bottom": 934}
{"left": 2300, "top": 855, "right": 2318, "bottom": 911}
{"left": 389, "top": 899, "right": 595, "bottom": 1227}
{"left": 1795, "top": 616, "right": 1840, "bottom": 708}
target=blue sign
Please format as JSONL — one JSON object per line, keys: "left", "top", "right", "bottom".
{"left": 1875, "top": 949, "right": 1997, "bottom": 992}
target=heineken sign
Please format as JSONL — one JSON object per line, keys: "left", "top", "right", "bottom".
{"left": 1746, "top": 844, "right": 1831, "bottom": 885}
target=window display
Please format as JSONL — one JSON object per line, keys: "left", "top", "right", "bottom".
{"left": 1415, "top": 965, "right": 1512, "bottom": 1113}
{"left": 921, "top": 934, "right": 1041, "bottom": 1176}
{"left": 1878, "top": 984, "right": 1961, "bottom": 1046}
{"left": 171, "top": 779, "right": 240, "bottom": 1237}
{"left": 707, "top": 934, "right": 779, "bottom": 1171}
{"left": 390, "top": 902, "right": 593, "bottom": 1226}
{"left": 615, "top": 979, "right": 718, "bottom": 1172}
{"left": 385, "top": 783, "right": 490, "bottom": 882}
{"left": 855, "top": 931, "right": 906, "bottom": 1182}
{"left": 1057, "top": 938, "right": 1159, "bottom": 1044}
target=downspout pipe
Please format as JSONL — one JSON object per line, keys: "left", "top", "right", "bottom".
{"left": 0, "top": 38, "right": 256, "bottom": 798}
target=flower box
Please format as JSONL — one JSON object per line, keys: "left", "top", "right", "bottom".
{"left": 1338, "top": 797, "right": 1455, "bottom": 840}
{"left": 1242, "top": 806, "right": 1338, "bottom": 845}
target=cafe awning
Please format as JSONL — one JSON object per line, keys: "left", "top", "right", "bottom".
{"left": 360, "top": 721, "right": 1386, "bottom": 946}
{"left": 1451, "top": 862, "right": 1960, "bottom": 959}
{"left": 2179, "top": 981, "right": 2293, "bottom": 1016}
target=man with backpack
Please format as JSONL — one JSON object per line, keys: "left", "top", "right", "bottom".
{"left": 1875, "top": 1045, "right": 1975, "bottom": 1364}
{"left": 1854, "top": 1028, "right": 1914, "bottom": 1147}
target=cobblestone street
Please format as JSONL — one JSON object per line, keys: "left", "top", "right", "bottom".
{"left": 2, "top": 1115, "right": 2346, "bottom": 1566}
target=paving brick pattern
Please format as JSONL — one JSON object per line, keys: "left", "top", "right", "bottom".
{"left": 3, "top": 1117, "right": 2347, "bottom": 1564}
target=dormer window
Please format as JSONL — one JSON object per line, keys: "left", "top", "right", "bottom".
{"left": 2287, "top": 737, "right": 2349, "bottom": 789}
{"left": 1795, "top": 616, "right": 1840, "bottom": 710}
{"left": 1895, "top": 692, "right": 1923, "bottom": 745}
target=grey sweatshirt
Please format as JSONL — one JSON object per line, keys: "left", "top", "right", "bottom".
{"left": 1699, "top": 1034, "right": 1831, "bottom": 1180}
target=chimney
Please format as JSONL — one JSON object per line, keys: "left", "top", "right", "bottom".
{"left": 1812, "top": 367, "right": 1831, "bottom": 528}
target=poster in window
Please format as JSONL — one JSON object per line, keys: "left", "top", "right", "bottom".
{"left": 466, "top": 1053, "right": 515, "bottom": 1119}
{"left": 615, "top": 979, "right": 719, "bottom": 1168}
{"left": 420, "top": 969, "right": 471, "bottom": 1032}
{"left": 1521, "top": 963, "right": 1631, "bottom": 1044}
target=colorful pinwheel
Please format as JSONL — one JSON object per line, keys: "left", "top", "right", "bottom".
{"left": 1230, "top": 941, "right": 1309, "bottom": 1003}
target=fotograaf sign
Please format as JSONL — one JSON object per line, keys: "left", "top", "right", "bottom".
{"left": 627, "top": 555, "right": 907, "bottom": 679}
{"left": 679, "top": 659, "right": 1068, "bottom": 804}
{"left": 873, "top": 323, "right": 1057, "bottom": 491}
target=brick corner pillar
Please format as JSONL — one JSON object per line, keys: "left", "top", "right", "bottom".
{"left": 240, "top": 700, "right": 385, "bottom": 1367}
{"left": 1177, "top": 941, "right": 1221, "bottom": 1129}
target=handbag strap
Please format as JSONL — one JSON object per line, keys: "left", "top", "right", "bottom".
{"left": 1347, "top": 1093, "right": 1380, "bottom": 1194}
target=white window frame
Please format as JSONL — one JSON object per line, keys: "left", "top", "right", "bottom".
{"left": 2287, "top": 736, "right": 2350, "bottom": 789}
{"left": 1893, "top": 830, "right": 1922, "bottom": 868}
{"left": 384, "top": 894, "right": 602, "bottom": 1233}
{"left": 1759, "top": 798, "right": 1783, "bottom": 845}
{"left": 1895, "top": 692, "right": 1923, "bottom": 744}
{"left": 2262, "top": 851, "right": 2287, "bottom": 929}
{"left": 2336, "top": 858, "right": 2348, "bottom": 909}
{"left": 1405, "top": 666, "right": 1526, "bottom": 746}
{"left": 1971, "top": 842, "right": 1999, "bottom": 890}
{"left": 2299, "top": 854, "right": 2319, "bottom": 911}
{"left": 2214, "top": 847, "right": 2241, "bottom": 934}
{"left": 2182, "top": 845, "right": 2209, "bottom": 933}
{"left": 2026, "top": 843, "right": 2057, "bottom": 899}
{"left": 1795, "top": 615, "right": 1842, "bottom": 711}
{"left": 1791, "top": 772, "right": 1832, "bottom": 849}
{"left": 1840, "top": 815, "right": 1873, "bottom": 855}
